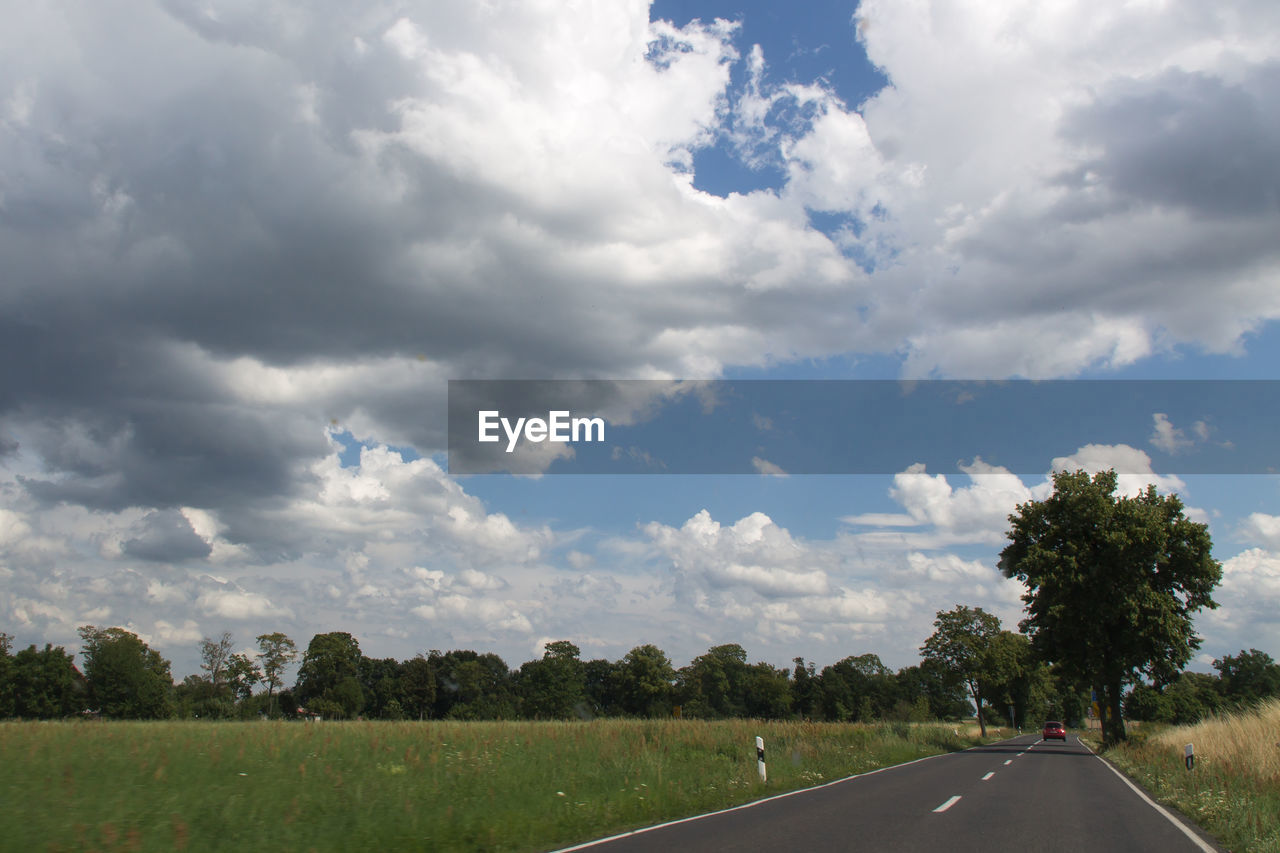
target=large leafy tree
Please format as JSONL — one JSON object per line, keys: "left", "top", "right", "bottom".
{"left": 78, "top": 626, "right": 174, "bottom": 719}
{"left": 675, "top": 644, "right": 752, "bottom": 718}
{"left": 9, "top": 643, "right": 86, "bottom": 718}
{"left": 999, "top": 469, "right": 1221, "bottom": 744}
{"left": 295, "top": 631, "right": 365, "bottom": 718}
{"left": 920, "top": 606, "right": 1003, "bottom": 735}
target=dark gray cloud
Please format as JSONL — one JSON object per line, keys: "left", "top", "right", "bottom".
{"left": 1061, "top": 64, "right": 1280, "bottom": 218}
{"left": 122, "top": 510, "right": 213, "bottom": 562}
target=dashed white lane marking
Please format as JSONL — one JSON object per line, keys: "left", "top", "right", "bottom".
{"left": 1003, "top": 759, "right": 1012, "bottom": 765}
{"left": 933, "top": 796, "right": 962, "bottom": 813}
{"left": 982, "top": 772, "right": 995, "bottom": 781}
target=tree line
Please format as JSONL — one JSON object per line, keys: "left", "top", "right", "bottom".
{"left": 0, "top": 468, "right": 1244, "bottom": 744}
{"left": 3, "top": 621, "right": 1276, "bottom": 727}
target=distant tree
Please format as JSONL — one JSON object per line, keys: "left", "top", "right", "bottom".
{"left": 1124, "top": 682, "right": 1169, "bottom": 723}
{"left": 200, "top": 632, "right": 236, "bottom": 692}
{"left": 1000, "top": 469, "right": 1221, "bottom": 744}
{"left": 616, "top": 645, "right": 675, "bottom": 718}
{"left": 819, "top": 653, "right": 895, "bottom": 722}
{"left": 256, "top": 632, "right": 298, "bottom": 717}
{"left": 0, "top": 632, "right": 14, "bottom": 717}
{"left": 295, "top": 632, "right": 365, "bottom": 718}
{"left": 400, "top": 655, "right": 436, "bottom": 720}
{"left": 1214, "top": 649, "right": 1280, "bottom": 707}
{"left": 894, "top": 660, "right": 970, "bottom": 722}
{"left": 517, "top": 640, "right": 586, "bottom": 719}
{"left": 1128, "top": 671, "right": 1225, "bottom": 724}
{"left": 791, "top": 658, "right": 819, "bottom": 720}
{"left": 78, "top": 626, "right": 173, "bottom": 719}
{"left": 982, "top": 631, "right": 1056, "bottom": 729}
{"left": 744, "top": 661, "right": 793, "bottom": 719}
{"left": 10, "top": 644, "right": 86, "bottom": 718}
{"left": 675, "top": 644, "right": 752, "bottom": 718}
{"left": 1166, "top": 672, "right": 1225, "bottom": 723}
{"left": 430, "top": 650, "right": 516, "bottom": 720}
{"left": 920, "top": 606, "right": 1003, "bottom": 736}
{"left": 359, "top": 656, "right": 404, "bottom": 719}
{"left": 582, "top": 658, "right": 623, "bottom": 717}
{"left": 225, "top": 653, "right": 261, "bottom": 704}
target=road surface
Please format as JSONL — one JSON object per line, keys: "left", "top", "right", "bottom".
{"left": 555, "top": 733, "right": 1221, "bottom": 852}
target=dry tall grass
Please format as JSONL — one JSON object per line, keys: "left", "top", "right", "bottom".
{"left": 1147, "top": 697, "right": 1280, "bottom": 786}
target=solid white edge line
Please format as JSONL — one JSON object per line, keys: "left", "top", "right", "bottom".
{"left": 1077, "top": 737, "right": 1217, "bottom": 853}
{"left": 933, "top": 795, "right": 962, "bottom": 813}
{"left": 550, "top": 735, "right": 1025, "bottom": 852}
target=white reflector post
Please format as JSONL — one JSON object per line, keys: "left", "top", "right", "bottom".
{"left": 1185, "top": 743, "right": 1194, "bottom": 771}
{"left": 756, "top": 736, "right": 766, "bottom": 783}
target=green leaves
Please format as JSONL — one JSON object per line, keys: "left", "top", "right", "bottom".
{"left": 78, "top": 625, "right": 174, "bottom": 719}
{"left": 920, "top": 605, "right": 1004, "bottom": 735}
{"left": 999, "top": 468, "right": 1222, "bottom": 743}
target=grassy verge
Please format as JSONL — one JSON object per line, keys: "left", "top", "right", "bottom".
{"left": 1094, "top": 699, "right": 1280, "bottom": 853}
{"left": 1, "top": 718, "right": 1000, "bottom": 852}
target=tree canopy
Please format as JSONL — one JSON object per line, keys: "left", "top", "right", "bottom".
{"left": 78, "top": 626, "right": 173, "bottom": 719}
{"left": 920, "top": 606, "right": 1003, "bottom": 735}
{"left": 999, "top": 469, "right": 1221, "bottom": 744}
{"left": 295, "top": 631, "right": 365, "bottom": 718}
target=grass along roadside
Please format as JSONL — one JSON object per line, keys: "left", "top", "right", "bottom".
{"left": 1096, "top": 699, "right": 1280, "bottom": 853}
{"left": 0, "top": 718, "right": 1001, "bottom": 852}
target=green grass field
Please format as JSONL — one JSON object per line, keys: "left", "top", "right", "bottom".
{"left": 1, "top": 718, "right": 997, "bottom": 852}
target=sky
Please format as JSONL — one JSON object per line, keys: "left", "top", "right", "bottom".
{"left": 2, "top": 0, "right": 1279, "bottom": 683}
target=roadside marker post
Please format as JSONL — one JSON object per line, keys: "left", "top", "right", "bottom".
{"left": 1185, "top": 743, "right": 1194, "bottom": 771}
{"left": 756, "top": 736, "right": 766, "bottom": 783}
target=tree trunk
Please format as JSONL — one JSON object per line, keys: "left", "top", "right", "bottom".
{"left": 1093, "top": 679, "right": 1109, "bottom": 744}
{"left": 972, "top": 682, "right": 986, "bottom": 737}
{"left": 1106, "top": 674, "right": 1126, "bottom": 744}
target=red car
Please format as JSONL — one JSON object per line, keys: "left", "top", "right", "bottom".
{"left": 1042, "top": 721, "right": 1067, "bottom": 742}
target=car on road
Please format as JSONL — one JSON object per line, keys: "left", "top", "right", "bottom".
{"left": 1042, "top": 721, "right": 1067, "bottom": 741}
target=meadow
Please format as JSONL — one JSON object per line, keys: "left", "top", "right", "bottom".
{"left": 1101, "top": 698, "right": 1280, "bottom": 853}
{"left": 0, "top": 718, "right": 996, "bottom": 852}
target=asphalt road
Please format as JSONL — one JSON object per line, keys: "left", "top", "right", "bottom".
{"left": 556, "top": 734, "right": 1222, "bottom": 853}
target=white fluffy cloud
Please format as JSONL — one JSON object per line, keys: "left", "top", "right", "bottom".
{"left": 1201, "top": 548, "right": 1280, "bottom": 657}
{"left": 2, "top": 0, "right": 1278, "bottom": 676}
{"left": 1240, "top": 513, "right": 1280, "bottom": 550}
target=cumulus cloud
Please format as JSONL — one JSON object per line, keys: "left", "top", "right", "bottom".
{"left": 195, "top": 586, "right": 292, "bottom": 622}
{"left": 2, "top": 0, "right": 1278, "bottom": 674}
{"left": 884, "top": 459, "right": 1036, "bottom": 545}
{"left": 4, "top": 0, "right": 1276, "bottom": 519}
{"left": 1202, "top": 548, "right": 1280, "bottom": 657}
{"left": 1240, "top": 513, "right": 1280, "bottom": 550}
{"left": 1050, "top": 444, "right": 1188, "bottom": 497}
{"left": 645, "top": 510, "right": 827, "bottom": 598}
